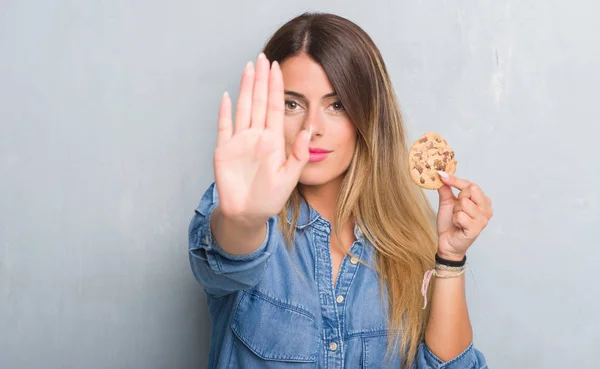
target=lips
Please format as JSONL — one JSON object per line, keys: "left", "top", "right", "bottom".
{"left": 308, "top": 148, "right": 332, "bottom": 163}
{"left": 309, "top": 148, "right": 332, "bottom": 154}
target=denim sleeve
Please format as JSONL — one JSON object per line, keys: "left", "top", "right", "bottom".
{"left": 187, "top": 182, "right": 280, "bottom": 298}
{"left": 415, "top": 342, "right": 488, "bottom": 369}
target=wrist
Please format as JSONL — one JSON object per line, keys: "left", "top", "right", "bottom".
{"left": 436, "top": 250, "right": 466, "bottom": 263}
{"left": 218, "top": 208, "right": 269, "bottom": 233}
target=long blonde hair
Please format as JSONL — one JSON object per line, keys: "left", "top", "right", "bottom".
{"left": 263, "top": 12, "right": 438, "bottom": 368}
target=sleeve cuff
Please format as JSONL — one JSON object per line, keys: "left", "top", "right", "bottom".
{"left": 418, "top": 341, "right": 487, "bottom": 369}
{"left": 188, "top": 181, "right": 274, "bottom": 276}
{"left": 191, "top": 203, "right": 271, "bottom": 274}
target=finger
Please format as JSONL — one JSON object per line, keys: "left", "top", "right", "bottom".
{"left": 452, "top": 212, "right": 480, "bottom": 239}
{"left": 234, "top": 61, "right": 255, "bottom": 134}
{"left": 266, "top": 60, "right": 284, "bottom": 139}
{"left": 454, "top": 198, "right": 480, "bottom": 220}
{"left": 437, "top": 171, "right": 471, "bottom": 191}
{"left": 283, "top": 126, "right": 312, "bottom": 179}
{"left": 458, "top": 184, "right": 493, "bottom": 218}
{"left": 437, "top": 184, "right": 457, "bottom": 205}
{"left": 452, "top": 211, "right": 470, "bottom": 229}
{"left": 216, "top": 91, "right": 232, "bottom": 147}
{"left": 250, "top": 53, "right": 270, "bottom": 130}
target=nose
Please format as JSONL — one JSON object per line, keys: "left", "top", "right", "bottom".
{"left": 302, "top": 109, "right": 325, "bottom": 137}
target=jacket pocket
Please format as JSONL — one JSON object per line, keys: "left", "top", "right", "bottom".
{"left": 230, "top": 290, "right": 319, "bottom": 366}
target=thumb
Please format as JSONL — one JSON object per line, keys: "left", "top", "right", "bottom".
{"left": 437, "top": 171, "right": 457, "bottom": 204}
{"left": 283, "top": 126, "right": 311, "bottom": 181}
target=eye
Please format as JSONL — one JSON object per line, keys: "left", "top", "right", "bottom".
{"left": 285, "top": 100, "right": 299, "bottom": 110}
{"left": 331, "top": 100, "right": 345, "bottom": 112}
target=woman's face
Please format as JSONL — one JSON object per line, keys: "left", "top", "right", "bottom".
{"left": 279, "top": 53, "right": 357, "bottom": 186}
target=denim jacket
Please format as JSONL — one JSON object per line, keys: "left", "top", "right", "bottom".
{"left": 188, "top": 182, "right": 488, "bottom": 368}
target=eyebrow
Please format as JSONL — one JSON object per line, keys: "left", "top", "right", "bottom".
{"left": 284, "top": 90, "right": 338, "bottom": 99}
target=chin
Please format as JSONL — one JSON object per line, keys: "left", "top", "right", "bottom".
{"left": 297, "top": 177, "right": 329, "bottom": 187}
{"left": 297, "top": 166, "right": 342, "bottom": 187}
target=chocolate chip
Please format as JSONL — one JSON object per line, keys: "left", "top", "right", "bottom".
{"left": 414, "top": 152, "right": 423, "bottom": 158}
{"left": 419, "top": 137, "right": 428, "bottom": 143}
{"left": 420, "top": 178, "right": 425, "bottom": 184}
{"left": 434, "top": 159, "right": 446, "bottom": 171}
{"left": 436, "top": 137, "right": 442, "bottom": 143}
{"left": 425, "top": 163, "right": 431, "bottom": 169}
{"left": 415, "top": 165, "right": 423, "bottom": 174}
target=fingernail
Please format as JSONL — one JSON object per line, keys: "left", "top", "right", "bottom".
{"left": 272, "top": 60, "right": 279, "bottom": 70}
{"left": 246, "top": 61, "right": 253, "bottom": 69}
{"left": 437, "top": 170, "right": 449, "bottom": 180}
{"left": 258, "top": 52, "right": 266, "bottom": 60}
{"left": 223, "top": 91, "right": 229, "bottom": 99}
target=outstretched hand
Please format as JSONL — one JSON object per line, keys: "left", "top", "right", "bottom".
{"left": 213, "top": 53, "right": 311, "bottom": 227}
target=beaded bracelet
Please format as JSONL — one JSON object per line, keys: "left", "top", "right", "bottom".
{"left": 432, "top": 268, "right": 465, "bottom": 278}
{"left": 421, "top": 265, "right": 467, "bottom": 309}
{"left": 434, "top": 263, "right": 466, "bottom": 272}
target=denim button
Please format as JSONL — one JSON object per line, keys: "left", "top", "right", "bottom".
{"left": 336, "top": 295, "right": 344, "bottom": 303}
{"left": 329, "top": 342, "right": 338, "bottom": 351}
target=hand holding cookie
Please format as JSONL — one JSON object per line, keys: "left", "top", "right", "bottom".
{"left": 409, "top": 132, "right": 493, "bottom": 259}
{"left": 435, "top": 172, "right": 493, "bottom": 261}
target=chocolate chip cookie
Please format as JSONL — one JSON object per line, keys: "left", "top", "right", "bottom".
{"left": 409, "top": 132, "right": 457, "bottom": 190}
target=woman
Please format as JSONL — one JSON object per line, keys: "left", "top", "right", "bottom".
{"left": 188, "top": 12, "right": 492, "bottom": 368}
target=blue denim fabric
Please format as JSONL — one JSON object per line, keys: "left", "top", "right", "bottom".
{"left": 188, "top": 182, "right": 488, "bottom": 368}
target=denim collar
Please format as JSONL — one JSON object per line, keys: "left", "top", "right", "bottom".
{"left": 285, "top": 195, "right": 320, "bottom": 230}
{"left": 285, "top": 195, "right": 364, "bottom": 241}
